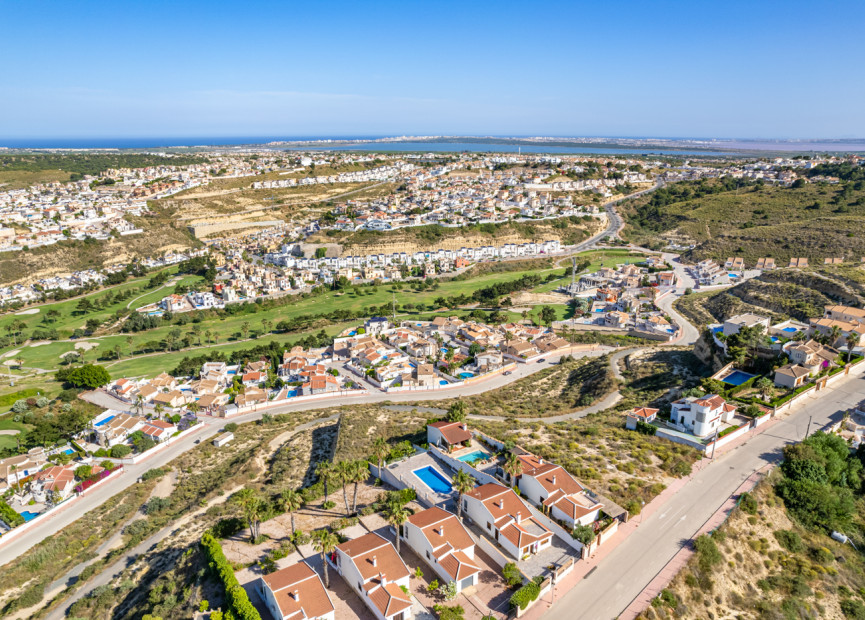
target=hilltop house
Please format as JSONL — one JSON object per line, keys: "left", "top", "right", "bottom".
{"left": 402, "top": 507, "right": 481, "bottom": 593}
{"left": 334, "top": 532, "right": 412, "bottom": 620}
{"left": 669, "top": 394, "right": 737, "bottom": 438}
{"left": 626, "top": 406, "right": 659, "bottom": 430}
{"left": 774, "top": 364, "right": 812, "bottom": 389}
{"left": 722, "top": 313, "right": 770, "bottom": 337}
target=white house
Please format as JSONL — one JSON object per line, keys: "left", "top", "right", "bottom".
{"left": 626, "top": 406, "right": 659, "bottom": 430}
{"left": 773, "top": 364, "right": 811, "bottom": 389}
{"left": 669, "top": 394, "right": 737, "bottom": 438}
{"left": 334, "top": 532, "right": 412, "bottom": 620}
{"left": 722, "top": 313, "right": 770, "bottom": 337}
{"left": 402, "top": 507, "right": 481, "bottom": 592}
{"left": 515, "top": 454, "right": 602, "bottom": 529}
{"left": 461, "top": 483, "right": 553, "bottom": 560}
{"left": 259, "top": 561, "right": 335, "bottom": 620}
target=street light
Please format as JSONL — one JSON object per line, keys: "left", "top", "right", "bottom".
{"left": 639, "top": 500, "right": 646, "bottom": 524}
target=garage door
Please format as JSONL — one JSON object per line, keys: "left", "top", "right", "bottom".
{"left": 460, "top": 576, "right": 475, "bottom": 590}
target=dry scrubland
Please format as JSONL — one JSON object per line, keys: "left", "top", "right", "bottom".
{"left": 675, "top": 268, "right": 865, "bottom": 332}
{"left": 310, "top": 216, "right": 604, "bottom": 257}
{"left": 621, "top": 180, "right": 865, "bottom": 263}
{"left": 639, "top": 479, "right": 865, "bottom": 620}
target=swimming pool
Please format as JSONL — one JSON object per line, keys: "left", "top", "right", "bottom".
{"left": 286, "top": 389, "right": 298, "bottom": 398}
{"left": 19, "top": 510, "right": 40, "bottom": 522}
{"left": 61, "top": 448, "right": 75, "bottom": 455}
{"left": 721, "top": 370, "right": 758, "bottom": 386}
{"left": 711, "top": 326, "right": 723, "bottom": 334}
{"left": 781, "top": 327, "right": 799, "bottom": 334}
{"left": 414, "top": 466, "right": 452, "bottom": 494}
{"left": 439, "top": 380, "right": 448, "bottom": 385}
{"left": 93, "top": 414, "right": 116, "bottom": 427}
{"left": 458, "top": 372, "right": 474, "bottom": 380}
{"left": 457, "top": 449, "right": 490, "bottom": 465}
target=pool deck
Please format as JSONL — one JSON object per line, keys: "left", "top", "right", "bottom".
{"left": 384, "top": 451, "right": 455, "bottom": 507}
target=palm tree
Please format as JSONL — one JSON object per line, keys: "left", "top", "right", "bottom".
{"left": 371, "top": 437, "right": 389, "bottom": 475}
{"left": 312, "top": 529, "right": 339, "bottom": 588}
{"left": 384, "top": 503, "right": 408, "bottom": 554}
{"left": 126, "top": 335, "right": 135, "bottom": 356}
{"left": 204, "top": 329, "right": 213, "bottom": 344}
{"left": 134, "top": 394, "right": 144, "bottom": 416}
{"left": 350, "top": 460, "right": 369, "bottom": 514}
{"left": 755, "top": 377, "right": 773, "bottom": 400}
{"left": 315, "top": 461, "right": 333, "bottom": 506}
{"left": 503, "top": 452, "right": 522, "bottom": 488}
{"left": 241, "top": 321, "right": 251, "bottom": 340}
{"left": 452, "top": 470, "right": 475, "bottom": 521}
{"left": 153, "top": 403, "right": 165, "bottom": 420}
{"left": 192, "top": 324, "right": 202, "bottom": 346}
{"left": 829, "top": 325, "right": 842, "bottom": 347}
{"left": 231, "top": 488, "right": 267, "bottom": 543}
{"left": 336, "top": 461, "right": 351, "bottom": 515}
{"left": 188, "top": 401, "right": 200, "bottom": 416}
{"left": 280, "top": 488, "right": 304, "bottom": 537}
{"left": 846, "top": 331, "right": 859, "bottom": 362}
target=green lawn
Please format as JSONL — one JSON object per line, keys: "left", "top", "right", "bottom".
{"left": 0, "top": 418, "right": 29, "bottom": 450}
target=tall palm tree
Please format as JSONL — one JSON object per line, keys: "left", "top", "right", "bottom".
{"left": 452, "top": 470, "right": 476, "bottom": 521}
{"left": 846, "top": 331, "right": 859, "bottom": 362}
{"left": 134, "top": 394, "right": 144, "bottom": 416}
{"left": 312, "top": 529, "right": 339, "bottom": 588}
{"left": 384, "top": 503, "right": 408, "bottom": 554}
{"left": 280, "top": 488, "right": 304, "bottom": 537}
{"left": 336, "top": 461, "right": 351, "bottom": 515}
{"left": 371, "top": 437, "right": 389, "bottom": 476}
{"left": 350, "top": 460, "right": 369, "bottom": 514}
{"left": 241, "top": 321, "right": 251, "bottom": 340}
{"left": 829, "top": 325, "right": 842, "bottom": 347}
{"left": 126, "top": 335, "right": 135, "bottom": 356}
{"left": 315, "top": 461, "right": 333, "bottom": 506}
{"left": 503, "top": 452, "right": 522, "bottom": 489}
{"left": 231, "top": 488, "right": 267, "bottom": 543}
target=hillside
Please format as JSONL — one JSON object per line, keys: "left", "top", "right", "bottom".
{"left": 640, "top": 432, "right": 865, "bottom": 620}
{"left": 308, "top": 216, "right": 604, "bottom": 256}
{"left": 0, "top": 203, "right": 200, "bottom": 285}
{"left": 675, "top": 268, "right": 865, "bottom": 331}
{"left": 620, "top": 178, "right": 865, "bottom": 263}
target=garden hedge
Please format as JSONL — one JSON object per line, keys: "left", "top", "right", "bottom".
{"left": 201, "top": 532, "right": 262, "bottom": 620}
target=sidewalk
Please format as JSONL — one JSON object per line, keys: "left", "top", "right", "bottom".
{"left": 521, "top": 382, "right": 818, "bottom": 620}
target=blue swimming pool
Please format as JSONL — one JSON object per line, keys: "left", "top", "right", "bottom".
{"left": 19, "top": 510, "right": 40, "bottom": 522}
{"left": 781, "top": 327, "right": 799, "bottom": 334}
{"left": 93, "top": 414, "right": 116, "bottom": 427}
{"left": 61, "top": 448, "right": 75, "bottom": 455}
{"left": 414, "top": 466, "right": 452, "bottom": 494}
{"left": 721, "top": 370, "right": 758, "bottom": 386}
{"left": 457, "top": 449, "right": 490, "bottom": 465}
{"left": 711, "top": 326, "right": 723, "bottom": 334}
{"left": 439, "top": 380, "right": 448, "bottom": 385}
{"left": 458, "top": 372, "right": 474, "bottom": 379}
{"left": 286, "top": 389, "right": 298, "bottom": 398}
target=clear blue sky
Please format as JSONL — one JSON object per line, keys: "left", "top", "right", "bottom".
{"left": 2, "top": 0, "right": 863, "bottom": 139}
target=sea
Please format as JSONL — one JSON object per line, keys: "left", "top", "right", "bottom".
{"left": 1, "top": 137, "right": 864, "bottom": 157}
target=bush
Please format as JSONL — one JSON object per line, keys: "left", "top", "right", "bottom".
{"left": 141, "top": 467, "right": 166, "bottom": 481}
{"left": 572, "top": 524, "right": 595, "bottom": 545}
{"left": 0, "top": 499, "right": 26, "bottom": 527}
{"left": 841, "top": 599, "right": 865, "bottom": 620}
{"left": 63, "top": 364, "right": 111, "bottom": 389}
{"left": 502, "top": 562, "right": 522, "bottom": 587}
{"left": 110, "top": 444, "right": 132, "bottom": 458}
{"left": 693, "top": 534, "right": 722, "bottom": 572}
{"left": 210, "top": 517, "right": 245, "bottom": 539}
{"left": 224, "top": 422, "right": 238, "bottom": 432}
{"left": 773, "top": 529, "right": 804, "bottom": 553}
{"left": 739, "top": 491, "right": 758, "bottom": 515}
{"left": 510, "top": 580, "right": 541, "bottom": 610}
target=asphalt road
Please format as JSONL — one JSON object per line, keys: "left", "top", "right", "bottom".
{"left": 545, "top": 370, "right": 865, "bottom": 620}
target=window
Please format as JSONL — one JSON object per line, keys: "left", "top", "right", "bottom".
{"left": 426, "top": 550, "right": 430, "bottom": 559}
{"left": 487, "top": 522, "right": 492, "bottom": 531}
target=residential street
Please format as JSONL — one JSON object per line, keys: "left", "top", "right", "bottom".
{"left": 544, "top": 370, "right": 865, "bottom": 620}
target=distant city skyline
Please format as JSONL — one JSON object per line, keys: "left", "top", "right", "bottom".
{"left": 2, "top": 0, "right": 863, "bottom": 139}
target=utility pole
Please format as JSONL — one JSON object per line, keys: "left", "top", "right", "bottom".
{"left": 392, "top": 291, "right": 396, "bottom": 323}
{"left": 805, "top": 415, "right": 812, "bottom": 439}
{"left": 710, "top": 428, "right": 719, "bottom": 459}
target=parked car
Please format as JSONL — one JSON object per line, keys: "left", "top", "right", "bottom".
{"left": 503, "top": 371, "right": 512, "bottom": 376}
{"left": 537, "top": 358, "right": 546, "bottom": 363}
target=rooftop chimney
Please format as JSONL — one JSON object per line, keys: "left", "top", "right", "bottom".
{"left": 291, "top": 590, "right": 300, "bottom": 602}
{"left": 552, "top": 475, "right": 556, "bottom": 485}
{"left": 379, "top": 572, "right": 387, "bottom": 586}
{"left": 516, "top": 511, "right": 522, "bottom": 523}
{"left": 371, "top": 556, "right": 377, "bottom": 567}
{"left": 439, "top": 525, "right": 445, "bottom": 537}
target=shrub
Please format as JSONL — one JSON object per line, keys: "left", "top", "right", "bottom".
{"left": 141, "top": 467, "right": 166, "bottom": 481}
{"left": 811, "top": 546, "right": 834, "bottom": 565}
{"left": 841, "top": 599, "right": 865, "bottom": 620}
{"left": 773, "top": 529, "right": 804, "bottom": 553}
{"left": 110, "top": 444, "right": 132, "bottom": 458}
{"left": 572, "top": 524, "right": 595, "bottom": 545}
{"left": 224, "top": 423, "right": 238, "bottom": 432}
{"left": 510, "top": 580, "right": 541, "bottom": 610}
{"left": 739, "top": 491, "right": 758, "bottom": 515}
{"left": 210, "top": 517, "right": 245, "bottom": 539}
{"left": 433, "top": 604, "right": 465, "bottom": 620}
{"left": 502, "top": 562, "right": 522, "bottom": 587}
{"left": 693, "top": 534, "right": 722, "bottom": 572}
{"left": 0, "top": 499, "right": 26, "bottom": 527}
